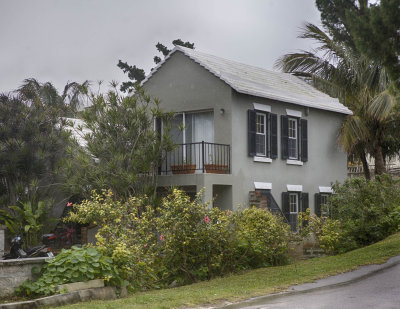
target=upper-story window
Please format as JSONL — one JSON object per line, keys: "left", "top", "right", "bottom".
{"left": 248, "top": 105, "right": 277, "bottom": 159}
{"left": 169, "top": 111, "right": 214, "bottom": 144}
{"left": 281, "top": 111, "right": 308, "bottom": 162}
{"left": 288, "top": 118, "right": 298, "bottom": 159}
{"left": 256, "top": 113, "right": 267, "bottom": 156}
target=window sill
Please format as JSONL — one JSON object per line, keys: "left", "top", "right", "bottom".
{"left": 286, "top": 159, "right": 303, "bottom": 166}
{"left": 254, "top": 156, "right": 272, "bottom": 163}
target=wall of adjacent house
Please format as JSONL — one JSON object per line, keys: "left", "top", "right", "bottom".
{"left": 230, "top": 91, "right": 348, "bottom": 213}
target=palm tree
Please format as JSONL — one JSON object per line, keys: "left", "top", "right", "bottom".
{"left": 0, "top": 78, "right": 89, "bottom": 207}
{"left": 16, "top": 78, "right": 89, "bottom": 116}
{"left": 275, "top": 23, "right": 400, "bottom": 177}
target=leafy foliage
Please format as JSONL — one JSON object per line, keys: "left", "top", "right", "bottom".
{"left": 66, "top": 189, "right": 291, "bottom": 290}
{"left": 66, "top": 190, "right": 159, "bottom": 290}
{"left": 9, "top": 200, "right": 54, "bottom": 246}
{"left": 232, "top": 207, "right": 290, "bottom": 268}
{"left": 299, "top": 175, "right": 400, "bottom": 254}
{"left": 16, "top": 246, "right": 123, "bottom": 297}
{"left": 155, "top": 189, "right": 236, "bottom": 283}
{"left": 62, "top": 85, "right": 173, "bottom": 200}
{"left": 118, "top": 39, "right": 194, "bottom": 92}
{"left": 328, "top": 175, "right": 400, "bottom": 246}
{"left": 0, "top": 209, "right": 16, "bottom": 233}
{"left": 316, "top": 0, "right": 400, "bottom": 82}
{"left": 0, "top": 78, "right": 87, "bottom": 211}
{"left": 275, "top": 22, "right": 400, "bottom": 177}
{"left": 297, "top": 209, "right": 353, "bottom": 254}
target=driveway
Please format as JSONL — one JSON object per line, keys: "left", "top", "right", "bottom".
{"left": 223, "top": 256, "right": 400, "bottom": 309}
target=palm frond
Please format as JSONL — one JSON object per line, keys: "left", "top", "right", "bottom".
{"left": 339, "top": 115, "right": 369, "bottom": 152}
{"left": 368, "top": 89, "right": 398, "bottom": 120}
{"left": 299, "top": 23, "right": 346, "bottom": 62}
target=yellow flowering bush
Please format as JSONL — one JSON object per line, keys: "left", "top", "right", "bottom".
{"left": 232, "top": 207, "right": 291, "bottom": 267}
{"left": 67, "top": 189, "right": 292, "bottom": 289}
{"left": 66, "top": 190, "right": 159, "bottom": 290}
{"left": 297, "top": 210, "right": 355, "bottom": 254}
{"left": 155, "top": 189, "right": 236, "bottom": 283}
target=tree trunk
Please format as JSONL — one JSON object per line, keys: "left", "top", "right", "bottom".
{"left": 373, "top": 144, "right": 386, "bottom": 175}
{"left": 359, "top": 151, "right": 371, "bottom": 180}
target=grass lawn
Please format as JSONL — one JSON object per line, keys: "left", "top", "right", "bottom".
{"left": 61, "top": 232, "right": 400, "bottom": 309}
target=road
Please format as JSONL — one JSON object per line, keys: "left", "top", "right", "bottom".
{"left": 225, "top": 260, "right": 400, "bottom": 309}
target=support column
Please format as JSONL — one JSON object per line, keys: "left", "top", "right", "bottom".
{"left": 196, "top": 180, "right": 213, "bottom": 208}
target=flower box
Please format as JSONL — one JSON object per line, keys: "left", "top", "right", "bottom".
{"left": 170, "top": 164, "right": 196, "bottom": 174}
{"left": 204, "top": 164, "right": 228, "bottom": 174}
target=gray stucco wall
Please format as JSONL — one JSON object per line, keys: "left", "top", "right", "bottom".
{"left": 0, "top": 257, "right": 49, "bottom": 296}
{"left": 230, "top": 91, "right": 348, "bottom": 213}
{"left": 144, "top": 51, "right": 232, "bottom": 146}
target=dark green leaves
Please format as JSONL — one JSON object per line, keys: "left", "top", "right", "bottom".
{"left": 16, "top": 246, "right": 123, "bottom": 298}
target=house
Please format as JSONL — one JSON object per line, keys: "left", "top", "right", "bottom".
{"left": 143, "top": 46, "right": 352, "bottom": 229}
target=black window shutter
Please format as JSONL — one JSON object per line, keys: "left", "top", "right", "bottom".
{"left": 248, "top": 109, "right": 256, "bottom": 156}
{"left": 301, "top": 192, "right": 309, "bottom": 212}
{"left": 281, "top": 115, "right": 289, "bottom": 159}
{"left": 281, "top": 192, "right": 290, "bottom": 223}
{"left": 270, "top": 113, "right": 278, "bottom": 159}
{"left": 300, "top": 119, "right": 308, "bottom": 162}
{"left": 314, "top": 193, "right": 322, "bottom": 217}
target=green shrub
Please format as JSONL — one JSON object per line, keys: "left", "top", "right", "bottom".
{"left": 67, "top": 189, "right": 291, "bottom": 290}
{"left": 66, "top": 190, "right": 159, "bottom": 290}
{"left": 298, "top": 210, "right": 356, "bottom": 254}
{"left": 16, "top": 246, "right": 123, "bottom": 297}
{"left": 233, "top": 207, "right": 290, "bottom": 267}
{"left": 155, "top": 189, "right": 236, "bottom": 284}
{"left": 299, "top": 175, "right": 400, "bottom": 254}
{"left": 328, "top": 175, "right": 400, "bottom": 248}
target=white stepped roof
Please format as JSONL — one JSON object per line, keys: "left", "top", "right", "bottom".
{"left": 143, "top": 46, "right": 352, "bottom": 115}
{"left": 62, "top": 118, "right": 91, "bottom": 148}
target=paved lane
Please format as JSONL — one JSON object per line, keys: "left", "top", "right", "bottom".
{"left": 228, "top": 262, "right": 400, "bottom": 309}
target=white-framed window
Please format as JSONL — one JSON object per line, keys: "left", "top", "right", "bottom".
{"left": 255, "top": 112, "right": 267, "bottom": 156}
{"left": 248, "top": 107, "right": 278, "bottom": 160}
{"left": 320, "top": 193, "right": 330, "bottom": 216}
{"left": 289, "top": 193, "right": 298, "bottom": 214}
{"left": 288, "top": 117, "right": 298, "bottom": 159}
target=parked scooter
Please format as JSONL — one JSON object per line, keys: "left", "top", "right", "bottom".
{"left": 2, "top": 234, "right": 54, "bottom": 260}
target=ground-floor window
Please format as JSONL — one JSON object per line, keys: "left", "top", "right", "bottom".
{"left": 282, "top": 191, "right": 309, "bottom": 231}
{"left": 315, "top": 192, "right": 331, "bottom": 217}
{"left": 289, "top": 193, "right": 298, "bottom": 214}
{"left": 320, "top": 193, "right": 330, "bottom": 216}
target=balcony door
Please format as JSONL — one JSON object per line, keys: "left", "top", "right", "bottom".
{"left": 168, "top": 111, "right": 214, "bottom": 170}
{"left": 191, "top": 111, "right": 214, "bottom": 168}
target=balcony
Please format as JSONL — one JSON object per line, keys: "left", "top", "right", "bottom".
{"left": 159, "top": 141, "right": 231, "bottom": 175}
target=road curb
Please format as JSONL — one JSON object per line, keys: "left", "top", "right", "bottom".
{"left": 219, "top": 255, "right": 400, "bottom": 308}
{"left": 0, "top": 286, "right": 117, "bottom": 309}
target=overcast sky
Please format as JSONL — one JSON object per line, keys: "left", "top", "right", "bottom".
{"left": 0, "top": 0, "right": 322, "bottom": 94}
